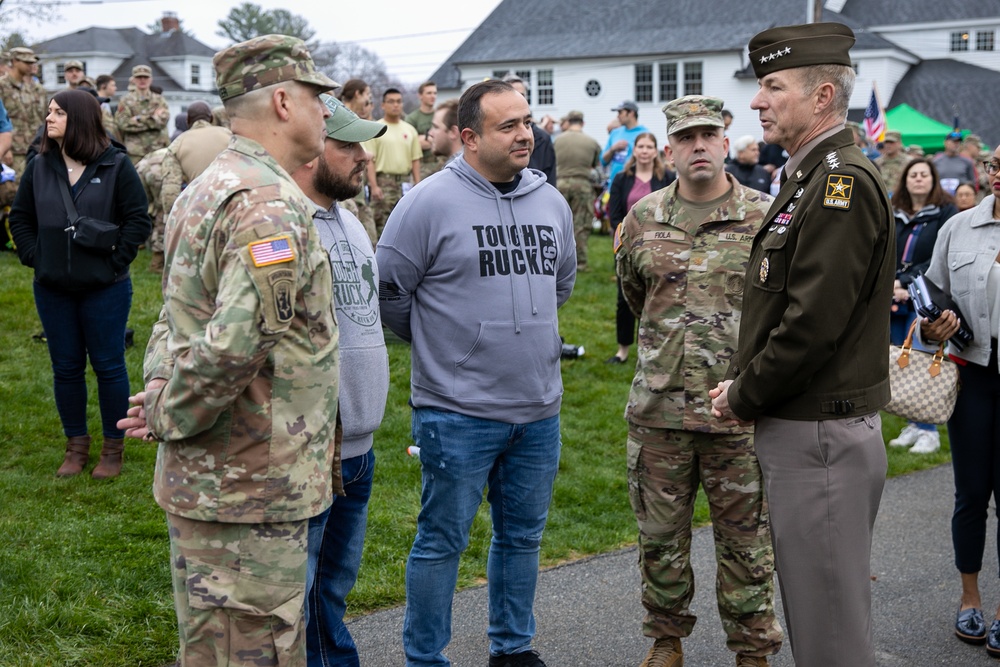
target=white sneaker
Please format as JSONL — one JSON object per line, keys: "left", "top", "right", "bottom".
{"left": 910, "top": 429, "right": 941, "bottom": 454}
{"left": 888, "top": 423, "right": 922, "bottom": 447}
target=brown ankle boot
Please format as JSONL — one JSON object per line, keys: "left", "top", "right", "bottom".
{"left": 56, "top": 435, "right": 91, "bottom": 477}
{"left": 91, "top": 438, "right": 124, "bottom": 479}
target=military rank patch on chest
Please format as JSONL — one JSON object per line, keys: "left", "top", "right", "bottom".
{"left": 249, "top": 236, "right": 295, "bottom": 267}
{"left": 823, "top": 175, "right": 854, "bottom": 210}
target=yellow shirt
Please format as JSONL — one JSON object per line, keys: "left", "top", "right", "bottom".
{"left": 365, "top": 120, "right": 422, "bottom": 175}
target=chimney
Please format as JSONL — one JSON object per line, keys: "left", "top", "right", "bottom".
{"left": 160, "top": 11, "right": 180, "bottom": 34}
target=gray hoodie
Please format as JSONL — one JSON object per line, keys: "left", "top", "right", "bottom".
{"left": 313, "top": 203, "right": 388, "bottom": 460}
{"left": 376, "top": 156, "right": 576, "bottom": 424}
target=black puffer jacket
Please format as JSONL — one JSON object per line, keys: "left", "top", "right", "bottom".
{"left": 10, "top": 143, "right": 150, "bottom": 291}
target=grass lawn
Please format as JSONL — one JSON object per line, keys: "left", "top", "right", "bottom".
{"left": 0, "top": 234, "right": 950, "bottom": 666}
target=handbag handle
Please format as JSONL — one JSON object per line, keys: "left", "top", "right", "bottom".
{"left": 898, "top": 318, "right": 946, "bottom": 377}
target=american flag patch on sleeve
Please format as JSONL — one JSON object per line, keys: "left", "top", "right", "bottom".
{"left": 249, "top": 236, "right": 295, "bottom": 267}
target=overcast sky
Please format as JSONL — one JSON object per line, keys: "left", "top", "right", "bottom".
{"left": 9, "top": 0, "right": 503, "bottom": 82}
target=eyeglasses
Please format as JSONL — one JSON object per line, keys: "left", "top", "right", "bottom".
{"left": 985, "top": 161, "right": 1000, "bottom": 175}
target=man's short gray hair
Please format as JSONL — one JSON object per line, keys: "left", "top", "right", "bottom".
{"left": 798, "top": 64, "right": 855, "bottom": 117}
{"left": 733, "top": 135, "right": 758, "bottom": 153}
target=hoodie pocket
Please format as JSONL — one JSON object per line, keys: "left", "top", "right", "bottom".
{"left": 453, "top": 320, "right": 561, "bottom": 401}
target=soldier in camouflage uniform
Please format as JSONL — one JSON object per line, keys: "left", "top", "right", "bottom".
{"left": 874, "top": 130, "right": 911, "bottom": 197}
{"left": 160, "top": 101, "right": 232, "bottom": 220}
{"left": 114, "top": 65, "right": 170, "bottom": 165}
{"left": 118, "top": 35, "right": 340, "bottom": 666}
{"left": 615, "top": 96, "right": 781, "bottom": 667}
{"left": 0, "top": 48, "right": 47, "bottom": 188}
{"left": 554, "top": 110, "right": 602, "bottom": 270}
{"left": 135, "top": 147, "right": 168, "bottom": 272}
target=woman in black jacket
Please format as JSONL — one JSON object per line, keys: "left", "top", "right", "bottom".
{"left": 9, "top": 89, "right": 150, "bottom": 479}
{"left": 607, "top": 132, "right": 673, "bottom": 363}
{"left": 886, "top": 157, "right": 958, "bottom": 454}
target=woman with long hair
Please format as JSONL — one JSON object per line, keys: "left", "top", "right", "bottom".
{"left": 887, "top": 157, "right": 958, "bottom": 453}
{"left": 339, "top": 78, "right": 374, "bottom": 120}
{"left": 9, "top": 89, "right": 150, "bottom": 478}
{"left": 606, "top": 132, "right": 674, "bottom": 364}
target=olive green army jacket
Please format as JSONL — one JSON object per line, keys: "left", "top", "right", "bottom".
{"left": 727, "top": 128, "right": 894, "bottom": 421}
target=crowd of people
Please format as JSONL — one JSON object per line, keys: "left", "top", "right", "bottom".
{"left": 2, "top": 19, "right": 1000, "bottom": 667}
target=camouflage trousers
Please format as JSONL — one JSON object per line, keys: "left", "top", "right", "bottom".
{"left": 372, "top": 173, "right": 409, "bottom": 241}
{"left": 626, "top": 424, "right": 782, "bottom": 656}
{"left": 556, "top": 177, "right": 595, "bottom": 269}
{"left": 166, "top": 512, "right": 310, "bottom": 667}
{"left": 148, "top": 210, "right": 165, "bottom": 253}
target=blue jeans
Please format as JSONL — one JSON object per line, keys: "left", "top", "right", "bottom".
{"left": 402, "top": 408, "right": 561, "bottom": 667}
{"left": 33, "top": 279, "right": 132, "bottom": 439}
{"left": 306, "top": 449, "right": 376, "bottom": 667}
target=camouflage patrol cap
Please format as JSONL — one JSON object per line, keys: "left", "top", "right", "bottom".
{"left": 10, "top": 47, "right": 38, "bottom": 64}
{"left": 749, "top": 22, "right": 855, "bottom": 79}
{"left": 321, "top": 94, "right": 386, "bottom": 142}
{"left": 883, "top": 130, "right": 902, "bottom": 143}
{"left": 64, "top": 59, "right": 84, "bottom": 71}
{"left": 662, "top": 95, "right": 725, "bottom": 136}
{"left": 214, "top": 34, "right": 339, "bottom": 102}
{"left": 132, "top": 65, "right": 152, "bottom": 77}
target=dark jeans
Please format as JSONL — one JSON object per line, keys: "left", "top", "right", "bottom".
{"left": 306, "top": 449, "right": 376, "bottom": 667}
{"left": 949, "top": 342, "right": 1000, "bottom": 574}
{"left": 33, "top": 279, "right": 132, "bottom": 439}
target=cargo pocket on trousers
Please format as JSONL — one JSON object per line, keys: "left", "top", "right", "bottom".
{"left": 626, "top": 436, "right": 647, "bottom": 522}
{"left": 185, "top": 555, "right": 305, "bottom": 657}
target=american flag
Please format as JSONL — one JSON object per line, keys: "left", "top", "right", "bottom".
{"left": 863, "top": 86, "right": 885, "bottom": 143}
{"left": 249, "top": 237, "right": 295, "bottom": 267}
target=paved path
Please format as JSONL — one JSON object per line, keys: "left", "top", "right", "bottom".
{"left": 348, "top": 463, "right": 1000, "bottom": 665}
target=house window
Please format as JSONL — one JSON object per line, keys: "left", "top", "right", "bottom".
{"left": 659, "top": 63, "right": 677, "bottom": 102}
{"left": 56, "top": 64, "right": 66, "bottom": 85}
{"left": 976, "top": 30, "right": 995, "bottom": 51}
{"left": 191, "top": 63, "right": 201, "bottom": 86}
{"left": 683, "top": 61, "right": 703, "bottom": 96}
{"left": 950, "top": 31, "right": 970, "bottom": 51}
{"left": 515, "top": 69, "right": 532, "bottom": 104}
{"left": 536, "top": 69, "right": 553, "bottom": 105}
{"left": 635, "top": 63, "right": 653, "bottom": 103}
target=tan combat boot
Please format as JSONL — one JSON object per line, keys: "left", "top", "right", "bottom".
{"left": 736, "top": 655, "right": 769, "bottom": 667}
{"left": 639, "top": 637, "right": 682, "bottom": 667}
{"left": 56, "top": 435, "right": 91, "bottom": 477}
{"left": 91, "top": 438, "right": 124, "bottom": 479}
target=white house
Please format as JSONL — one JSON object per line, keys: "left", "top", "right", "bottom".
{"left": 32, "top": 13, "right": 219, "bottom": 135}
{"left": 430, "top": 0, "right": 1000, "bottom": 149}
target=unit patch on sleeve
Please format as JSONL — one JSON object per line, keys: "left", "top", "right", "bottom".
{"left": 249, "top": 236, "right": 296, "bottom": 267}
{"left": 823, "top": 175, "right": 854, "bottom": 210}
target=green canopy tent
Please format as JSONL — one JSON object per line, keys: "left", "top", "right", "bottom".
{"left": 884, "top": 104, "right": 965, "bottom": 154}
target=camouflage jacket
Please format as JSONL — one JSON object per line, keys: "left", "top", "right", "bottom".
{"left": 135, "top": 147, "right": 168, "bottom": 225}
{"left": 161, "top": 120, "right": 232, "bottom": 217}
{"left": 143, "top": 134, "right": 341, "bottom": 524}
{"left": 616, "top": 173, "right": 770, "bottom": 433}
{"left": 874, "top": 152, "right": 911, "bottom": 197}
{"left": 115, "top": 90, "right": 170, "bottom": 160}
{"left": 0, "top": 74, "right": 46, "bottom": 155}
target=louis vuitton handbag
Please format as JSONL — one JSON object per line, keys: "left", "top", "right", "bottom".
{"left": 885, "top": 320, "right": 959, "bottom": 424}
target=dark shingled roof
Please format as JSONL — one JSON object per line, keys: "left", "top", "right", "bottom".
{"left": 32, "top": 27, "right": 216, "bottom": 93}
{"left": 839, "top": 0, "right": 1000, "bottom": 24}
{"left": 430, "top": 0, "right": 900, "bottom": 88}
{"left": 889, "top": 59, "right": 1000, "bottom": 148}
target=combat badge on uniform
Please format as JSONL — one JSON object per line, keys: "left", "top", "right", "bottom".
{"left": 759, "top": 257, "right": 769, "bottom": 285}
{"left": 823, "top": 175, "right": 854, "bottom": 210}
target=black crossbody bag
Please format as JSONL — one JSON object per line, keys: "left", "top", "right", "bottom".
{"left": 58, "top": 176, "right": 119, "bottom": 253}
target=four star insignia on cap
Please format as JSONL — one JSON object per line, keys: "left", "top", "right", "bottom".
{"left": 759, "top": 46, "right": 792, "bottom": 64}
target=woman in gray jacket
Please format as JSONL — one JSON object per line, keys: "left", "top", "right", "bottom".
{"left": 921, "top": 143, "right": 1000, "bottom": 656}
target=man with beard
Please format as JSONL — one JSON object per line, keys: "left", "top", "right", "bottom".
{"left": 291, "top": 94, "right": 389, "bottom": 667}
